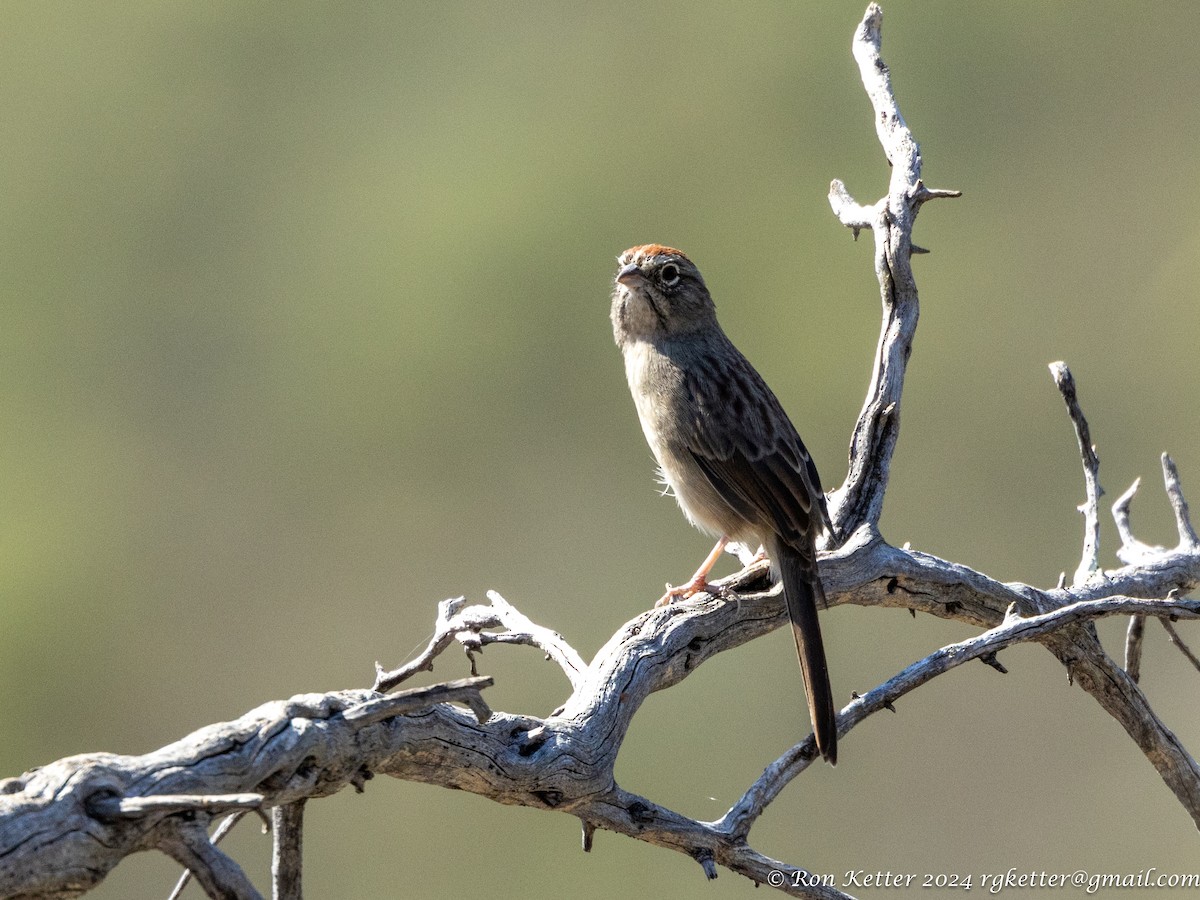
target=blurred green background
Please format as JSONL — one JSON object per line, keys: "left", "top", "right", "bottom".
{"left": 2, "top": 2, "right": 1198, "bottom": 897}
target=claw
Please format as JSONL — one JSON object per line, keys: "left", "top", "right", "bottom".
{"left": 654, "top": 536, "right": 730, "bottom": 607}
{"left": 656, "top": 575, "right": 711, "bottom": 607}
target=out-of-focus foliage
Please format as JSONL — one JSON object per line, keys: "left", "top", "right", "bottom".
{"left": 1, "top": 3, "right": 1197, "bottom": 897}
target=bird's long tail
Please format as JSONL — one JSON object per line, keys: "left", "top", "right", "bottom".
{"left": 774, "top": 538, "right": 837, "bottom": 765}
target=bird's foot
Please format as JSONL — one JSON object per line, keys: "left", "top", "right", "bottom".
{"left": 655, "top": 575, "right": 710, "bottom": 607}
{"left": 655, "top": 536, "right": 731, "bottom": 607}
{"left": 656, "top": 577, "right": 740, "bottom": 609}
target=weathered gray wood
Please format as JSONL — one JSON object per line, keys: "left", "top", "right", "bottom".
{"left": 271, "top": 801, "right": 305, "bottom": 900}
{"left": 1050, "top": 362, "right": 1105, "bottom": 586}
{"left": 1, "top": 5, "right": 1198, "bottom": 899}
{"left": 825, "top": 3, "right": 960, "bottom": 538}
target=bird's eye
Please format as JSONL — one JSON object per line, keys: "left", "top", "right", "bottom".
{"left": 660, "top": 263, "right": 680, "bottom": 287}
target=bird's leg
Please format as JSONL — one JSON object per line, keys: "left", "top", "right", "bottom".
{"left": 725, "top": 541, "right": 769, "bottom": 567}
{"left": 657, "top": 536, "right": 729, "bottom": 607}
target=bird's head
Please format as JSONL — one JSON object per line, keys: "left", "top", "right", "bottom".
{"left": 611, "top": 244, "right": 716, "bottom": 345}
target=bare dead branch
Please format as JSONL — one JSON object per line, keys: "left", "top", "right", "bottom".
{"left": 271, "top": 801, "right": 305, "bottom": 900}
{"left": 1163, "top": 453, "right": 1200, "bottom": 548}
{"left": 168, "top": 812, "right": 251, "bottom": 900}
{"left": 1049, "top": 362, "right": 1105, "bottom": 585}
{"left": 1161, "top": 618, "right": 1200, "bottom": 674}
{"left": 827, "top": 179, "right": 875, "bottom": 236}
{"left": 721, "top": 594, "right": 1200, "bottom": 837}
{"left": 1125, "top": 613, "right": 1146, "bottom": 682}
{"left": 1113, "top": 477, "right": 1164, "bottom": 564}
{"left": 157, "top": 818, "right": 262, "bottom": 900}
{"left": 1, "top": 6, "right": 1197, "bottom": 899}
{"left": 824, "top": 3, "right": 960, "bottom": 540}
{"left": 345, "top": 676, "right": 494, "bottom": 726}
{"left": 88, "top": 793, "right": 263, "bottom": 820}
{"left": 5, "top": 588, "right": 1194, "bottom": 899}
{"left": 373, "top": 592, "right": 586, "bottom": 694}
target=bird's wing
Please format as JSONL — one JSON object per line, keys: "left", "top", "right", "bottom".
{"left": 680, "top": 340, "right": 831, "bottom": 549}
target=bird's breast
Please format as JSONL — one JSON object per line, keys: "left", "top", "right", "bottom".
{"left": 621, "top": 340, "right": 757, "bottom": 543}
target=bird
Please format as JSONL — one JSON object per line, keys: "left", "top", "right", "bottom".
{"left": 611, "top": 243, "right": 837, "bottom": 764}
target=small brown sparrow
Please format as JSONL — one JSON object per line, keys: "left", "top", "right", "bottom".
{"left": 611, "top": 244, "right": 837, "bottom": 764}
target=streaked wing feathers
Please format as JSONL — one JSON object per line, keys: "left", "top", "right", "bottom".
{"left": 682, "top": 339, "right": 830, "bottom": 548}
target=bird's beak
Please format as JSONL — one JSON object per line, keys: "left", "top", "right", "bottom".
{"left": 616, "top": 262, "right": 643, "bottom": 286}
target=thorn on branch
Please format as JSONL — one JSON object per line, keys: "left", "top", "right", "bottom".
{"left": 979, "top": 652, "right": 1008, "bottom": 674}
{"left": 350, "top": 767, "right": 373, "bottom": 793}
{"left": 911, "top": 180, "right": 963, "bottom": 205}
{"left": 581, "top": 819, "right": 596, "bottom": 852}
